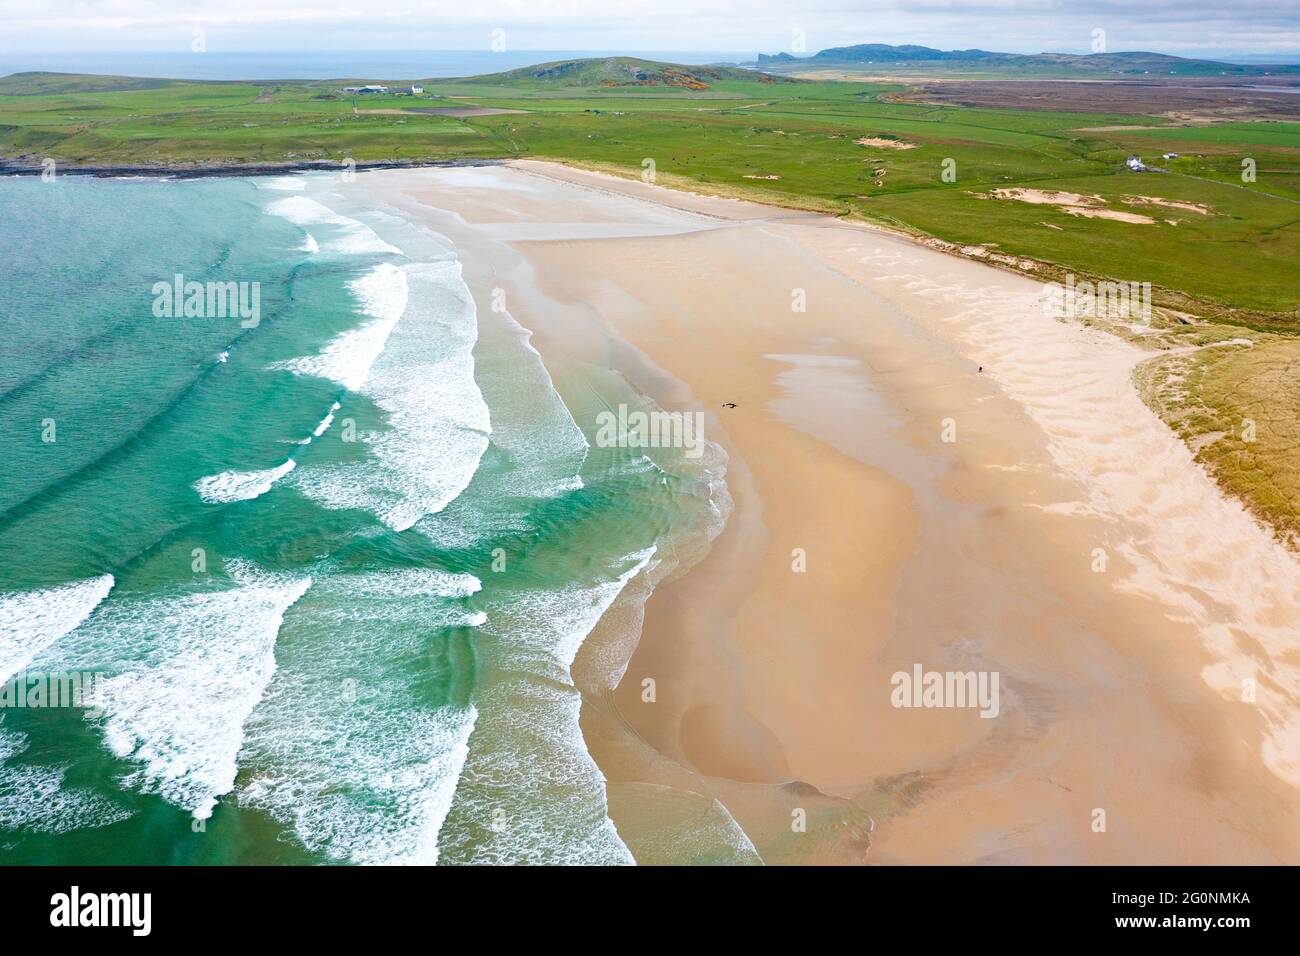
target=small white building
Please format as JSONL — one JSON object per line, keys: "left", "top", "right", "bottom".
{"left": 1125, "top": 155, "right": 1147, "bottom": 171}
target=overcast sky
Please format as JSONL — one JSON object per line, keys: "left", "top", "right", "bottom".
{"left": 1, "top": 0, "right": 1297, "bottom": 60}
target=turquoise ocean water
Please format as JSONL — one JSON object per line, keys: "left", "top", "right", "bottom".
{"left": 0, "top": 172, "right": 735, "bottom": 864}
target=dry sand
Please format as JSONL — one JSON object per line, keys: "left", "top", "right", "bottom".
{"left": 988, "top": 187, "right": 1159, "bottom": 224}
{"left": 1123, "top": 194, "right": 1213, "bottom": 215}
{"left": 353, "top": 161, "right": 1300, "bottom": 865}
{"left": 856, "top": 137, "right": 917, "bottom": 149}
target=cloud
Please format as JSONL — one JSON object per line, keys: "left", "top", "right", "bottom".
{"left": 0, "top": 0, "right": 1295, "bottom": 57}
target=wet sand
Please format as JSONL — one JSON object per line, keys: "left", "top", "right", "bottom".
{"left": 359, "top": 161, "right": 1300, "bottom": 864}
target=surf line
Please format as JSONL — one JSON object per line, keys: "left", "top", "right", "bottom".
{"left": 193, "top": 401, "right": 342, "bottom": 503}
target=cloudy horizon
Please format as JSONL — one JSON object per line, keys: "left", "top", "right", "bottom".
{"left": 0, "top": 1, "right": 1297, "bottom": 63}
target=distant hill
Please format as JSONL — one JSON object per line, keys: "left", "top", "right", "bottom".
{"left": 0, "top": 59, "right": 789, "bottom": 96}
{"left": 756, "top": 44, "right": 1299, "bottom": 76}
{"left": 446, "top": 56, "right": 791, "bottom": 89}
{"left": 763, "top": 45, "right": 1018, "bottom": 66}
{"left": 0, "top": 72, "right": 187, "bottom": 95}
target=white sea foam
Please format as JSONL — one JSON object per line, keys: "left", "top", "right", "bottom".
{"left": 413, "top": 297, "right": 588, "bottom": 549}
{"left": 290, "top": 259, "right": 492, "bottom": 531}
{"left": 442, "top": 677, "right": 632, "bottom": 865}
{"left": 291, "top": 402, "right": 342, "bottom": 445}
{"left": 0, "top": 576, "right": 118, "bottom": 832}
{"left": 553, "top": 548, "right": 656, "bottom": 672}
{"left": 270, "top": 262, "right": 407, "bottom": 392}
{"left": 312, "top": 402, "right": 341, "bottom": 438}
{"left": 301, "top": 233, "right": 320, "bottom": 254}
{"left": 440, "top": 549, "right": 656, "bottom": 865}
{"left": 0, "top": 575, "right": 114, "bottom": 685}
{"left": 238, "top": 569, "right": 482, "bottom": 864}
{"left": 194, "top": 460, "right": 296, "bottom": 503}
{"left": 697, "top": 799, "right": 762, "bottom": 863}
{"left": 328, "top": 568, "right": 482, "bottom": 599}
{"left": 261, "top": 176, "right": 308, "bottom": 191}
{"left": 0, "top": 725, "right": 132, "bottom": 834}
{"left": 240, "top": 701, "right": 476, "bottom": 865}
{"left": 478, "top": 307, "right": 589, "bottom": 500}
{"left": 606, "top": 783, "right": 763, "bottom": 865}
{"left": 306, "top": 400, "right": 343, "bottom": 442}
{"left": 266, "top": 196, "right": 401, "bottom": 256}
{"left": 39, "top": 568, "right": 311, "bottom": 820}
{"left": 490, "top": 546, "right": 657, "bottom": 698}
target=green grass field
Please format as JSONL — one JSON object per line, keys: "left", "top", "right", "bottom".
{"left": 2, "top": 62, "right": 1295, "bottom": 320}
{"left": 2, "top": 59, "right": 1298, "bottom": 540}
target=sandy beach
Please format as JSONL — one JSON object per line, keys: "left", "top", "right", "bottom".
{"left": 351, "top": 160, "right": 1300, "bottom": 865}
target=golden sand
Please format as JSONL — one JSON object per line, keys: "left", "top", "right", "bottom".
{"left": 355, "top": 161, "right": 1300, "bottom": 864}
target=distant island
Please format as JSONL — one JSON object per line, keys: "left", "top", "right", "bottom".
{"left": 754, "top": 43, "right": 1300, "bottom": 76}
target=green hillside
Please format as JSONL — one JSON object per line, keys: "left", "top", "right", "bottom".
{"left": 0, "top": 72, "right": 189, "bottom": 95}
{"left": 443, "top": 57, "right": 791, "bottom": 90}
{"left": 757, "top": 44, "right": 1300, "bottom": 77}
